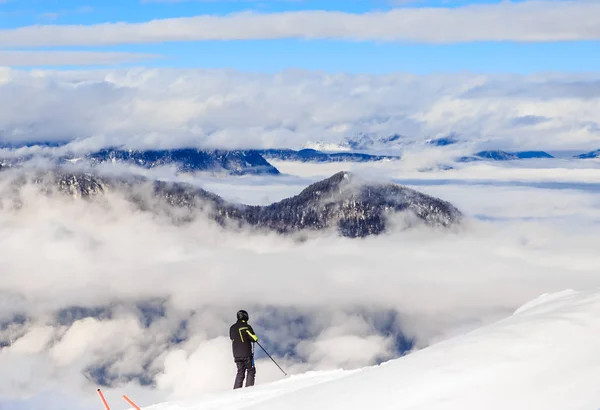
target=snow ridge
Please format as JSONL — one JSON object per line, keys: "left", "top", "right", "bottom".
{"left": 144, "top": 289, "right": 600, "bottom": 410}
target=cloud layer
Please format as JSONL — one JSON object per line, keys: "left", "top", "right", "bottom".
{"left": 1, "top": 2, "right": 600, "bottom": 46}
{"left": 1, "top": 161, "right": 600, "bottom": 409}
{"left": 0, "top": 68, "right": 599, "bottom": 153}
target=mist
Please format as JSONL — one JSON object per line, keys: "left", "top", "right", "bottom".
{"left": 1, "top": 68, "right": 600, "bottom": 152}
{"left": 0, "top": 159, "right": 599, "bottom": 409}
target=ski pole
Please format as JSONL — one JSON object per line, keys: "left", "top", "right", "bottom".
{"left": 122, "top": 395, "right": 142, "bottom": 410}
{"left": 255, "top": 340, "right": 287, "bottom": 376}
{"left": 97, "top": 389, "right": 111, "bottom": 410}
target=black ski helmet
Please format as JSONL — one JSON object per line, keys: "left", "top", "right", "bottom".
{"left": 237, "top": 310, "right": 249, "bottom": 321}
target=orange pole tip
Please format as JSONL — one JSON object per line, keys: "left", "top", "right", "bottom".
{"left": 96, "top": 389, "right": 111, "bottom": 410}
{"left": 122, "top": 394, "right": 142, "bottom": 410}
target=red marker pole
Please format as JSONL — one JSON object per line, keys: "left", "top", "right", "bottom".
{"left": 97, "top": 389, "right": 111, "bottom": 410}
{"left": 122, "top": 395, "right": 142, "bottom": 410}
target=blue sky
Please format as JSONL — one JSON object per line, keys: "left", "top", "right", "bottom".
{"left": 0, "top": 0, "right": 599, "bottom": 73}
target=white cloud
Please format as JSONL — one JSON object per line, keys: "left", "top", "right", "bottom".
{"left": 0, "top": 1, "right": 599, "bottom": 46}
{"left": 156, "top": 337, "right": 242, "bottom": 397}
{"left": 0, "top": 50, "right": 159, "bottom": 67}
{"left": 37, "top": 6, "right": 95, "bottom": 23}
{"left": 9, "top": 326, "right": 54, "bottom": 355}
{"left": 295, "top": 314, "right": 397, "bottom": 370}
{"left": 1, "top": 160, "right": 600, "bottom": 408}
{"left": 0, "top": 68, "right": 598, "bottom": 152}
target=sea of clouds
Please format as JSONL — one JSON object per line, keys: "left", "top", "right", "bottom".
{"left": 1, "top": 67, "right": 600, "bottom": 154}
{"left": 1, "top": 157, "right": 600, "bottom": 410}
{"left": 1, "top": 66, "right": 600, "bottom": 409}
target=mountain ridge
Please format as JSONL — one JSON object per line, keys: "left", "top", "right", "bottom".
{"left": 0, "top": 148, "right": 281, "bottom": 176}
{"left": 6, "top": 168, "right": 462, "bottom": 238}
{"left": 458, "top": 150, "right": 554, "bottom": 162}
{"left": 254, "top": 148, "right": 399, "bottom": 163}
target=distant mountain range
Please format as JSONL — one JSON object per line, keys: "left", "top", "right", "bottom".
{"left": 342, "top": 133, "right": 408, "bottom": 151}
{"left": 9, "top": 168, "right": 462, "bottom": 238}
{"left": 254, "top": 148, "right": 398, "bottom": 163}
{"left": 0, "top": 147, "right": 399, "bottom": 175}
{"left": 458, "top": 150, "right": 555, "bottom": 162}
{"left": 307, "top": 133, "right": 459, "bottom": 152}
{"left": 575, "top": 150, "right": 600, "bottom": 159}
{"left": 2, "top": 141, "right": 600, "bottom": 177}
{"left": 0, "top": 148, "right": 280, "bottom": 176}
{"left": 85, "top": 148, "right": 280, "bottom": 175}
{"left": 426, "top": 135, "right": 460, "bottom": 146}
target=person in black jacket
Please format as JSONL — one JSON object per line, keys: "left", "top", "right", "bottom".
{"left": 230, "top": 309, "right": 259, "bottom": 389}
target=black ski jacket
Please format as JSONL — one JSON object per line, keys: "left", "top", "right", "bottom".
{"left": 230, "top": 319, "right": 259, "bottom": 359}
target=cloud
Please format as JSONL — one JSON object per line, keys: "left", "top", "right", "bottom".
{"left": 0, "top": 68, "right": 599, "bottom": 152}
{"left": 1, "top": 160, "right": 600, "bottom": 408}
{"left": 0, "top": 51, "right": 159, "bottom": 67}
{"left": 0, "top": 1, "right": 599, "bottom": 47}
{"left": 294, "top": 313, "right": 397, "bottom": 370}
{"left": 510, "top": 115, "right": 550, "bottom": 127}
{"left": 37, "top": 6, "right": 94, "bottom": 22}
{"left": 462, "top": 78, "right": 600, "bottom": 100}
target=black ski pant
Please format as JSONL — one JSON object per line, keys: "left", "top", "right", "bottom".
{"left": 233, "top": 356, "right": 255, "bottom": 389}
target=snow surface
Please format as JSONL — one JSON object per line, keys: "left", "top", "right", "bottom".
{"left": 144, "top": 288, "right": 600, "bottom": 410}
{"left": 301, "top": 141, "right": 351, "bottom": 152}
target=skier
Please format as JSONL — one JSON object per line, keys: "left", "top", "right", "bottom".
{"left": 230, "top": 309, "right": 259, "bottom": 389}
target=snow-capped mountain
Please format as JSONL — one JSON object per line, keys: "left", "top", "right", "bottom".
{"left": 340, "top": 133, "right": 462, "bottom": 151}
{"left": 426, "top": 135, "right": 460, "bottom": 146}
{"left": 342, "top": 133, "right": 410, "bottom": 151}
{"left": 301, "top": 141, "right": 352, "bottom": 152}
{"left": 575, "top": 149, "right": 600, "bottom": 159}
{"left": 0, "top": 142, "right": 576, "bottom": 179}
{"left": 141, "top": 288, "right": 600, "bottom": 410}
{"left": 255, "top": 148, "right": 399, "bottom": 163}
{"left": 458, "top": 150, "right": 554, "bottom": 162}
{"left": 84, "top": 148, "right": 280, "bottom": 175}
{"left": 0, "top": 148, "right": 280, "bottom": 175}
{"left": 11, "top": 169, "right": 462, "bottom": 238}
{"left": 296, "top": 134, "right": 414, "bottom": 155}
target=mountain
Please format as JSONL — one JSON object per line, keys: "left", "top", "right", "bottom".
{"left": 83, "top": 148, "right": 280, "bottom": 175}
{"left": 12, "top": 169, "right": 462, "bottom": 238}
{"left": 0, "top": 140, "right": 69, "bottom": 149}
{"left": 459, "top": 150, "right": 554, "bottom": 162}
{"left": 255, "top": 148, "right": 399, "bottom": 163}
{"left": 229, "top": 171, "right": 461, "bottom": 236}
{"left": 426, "top": 135, "right": 459, "bottom": 146}
{"left": 574, "top": 150, "right": 600, "bottom": 159}
{"left": 143, "top": 288, "right": 600, "bottom": 410}
{"left": 341, "top": 133, "right": 409, "bottom": 151}
{"left": 0, "top": 154, "right": 38, "bottom": 168}
{"left": 342, "top": 133, "right": 460, "bottom": 151}
{"left": 302, "top": 133, "right": 463, "bottom": 153}
{"left": 512, "top": 151, "right": 555, "bottom": 159}
{"left": 0, "top": 147, "right": 280, "bottom": 175}
{"left": 301, "top": 141, "right": 352, "bottom": 152}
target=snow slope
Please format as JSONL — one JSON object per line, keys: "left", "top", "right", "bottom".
{"left": 146, "top": 288, "right": 600, "bottom": 410}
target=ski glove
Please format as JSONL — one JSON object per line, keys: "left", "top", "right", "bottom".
{"left": 246, "top": 330, "right": 259, "bottom": 342}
